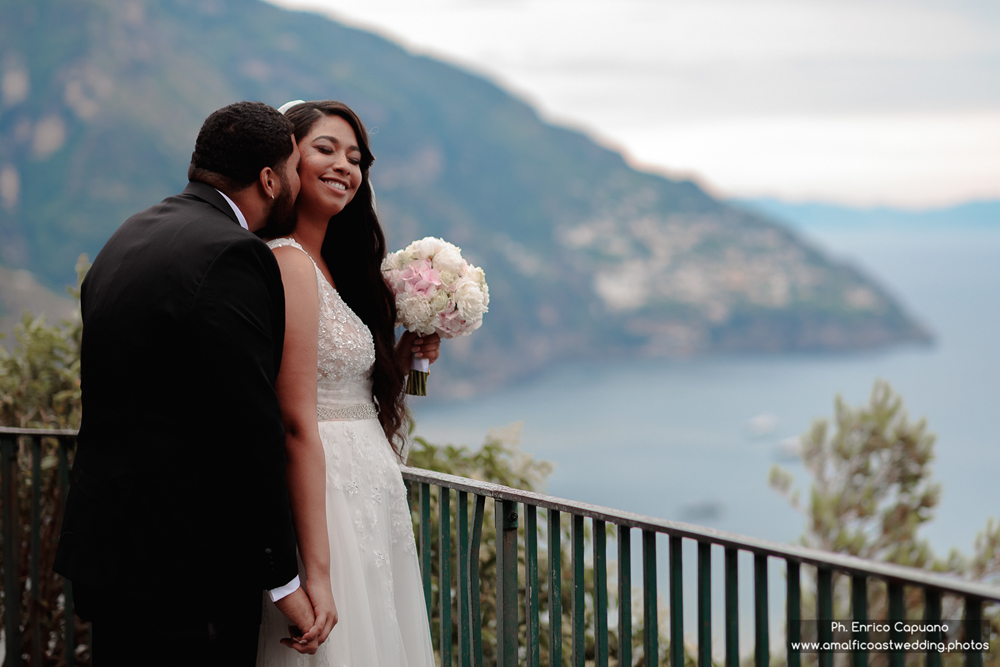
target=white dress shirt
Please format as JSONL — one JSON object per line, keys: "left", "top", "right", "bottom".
{"left": 215, "top": 188, "right": 250, "bottom": 231}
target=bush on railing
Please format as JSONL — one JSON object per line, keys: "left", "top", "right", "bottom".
{"left": 406, "top": 423, "right": 696, "bottom": 667}
{"left": 0, "top": 257, "right": 88, "bottom": 665}
{"left": 0, "top": 311, "right": 83, "bottom": 430}
{"left": 770, "top": 379, "right": 1000, "bottom": 666}
{"left": 407, "top": 423, "right": 548, "bottom": 665}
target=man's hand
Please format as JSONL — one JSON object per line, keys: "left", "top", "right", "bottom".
{"left": 273, "top": 587, "right": 320, "bottom": 654}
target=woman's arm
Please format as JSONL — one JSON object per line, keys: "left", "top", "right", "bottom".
{"left": 271, "top": 246, "right": 337, "bottom": 645}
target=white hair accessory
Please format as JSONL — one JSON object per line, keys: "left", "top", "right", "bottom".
{"left": 277, "top": 100, "right": 305, "bottom": 114}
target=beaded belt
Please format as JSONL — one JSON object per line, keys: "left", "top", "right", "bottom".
{"left": 317, "top": 403, "right": 378, "bottom": 421}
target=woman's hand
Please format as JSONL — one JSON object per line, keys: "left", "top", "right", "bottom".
{"left": 297, "top": 575, "right": 337, "bottom": 648}
{"left": 396, "top": 330, "right": 442, "bottom": 371}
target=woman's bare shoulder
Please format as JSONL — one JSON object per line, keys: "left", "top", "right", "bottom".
{"left": 270, "top": 243, "right": 316, "bottom": 275}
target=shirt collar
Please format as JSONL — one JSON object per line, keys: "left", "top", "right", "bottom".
{"left": 214, "top": 188, "right": 250, "bottom": 231}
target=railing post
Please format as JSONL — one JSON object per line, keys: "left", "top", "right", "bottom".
{"left": 670, "top": 535, "right": 684, "bottom": 667}
{"left": 525, "top": 505, "right": 540, "bottom": 667}
{"left": 851, "top": 574, "right": 867, "bottom": 667}
{"left": 439, "top": 486, "right": 452, "bottom": 666}
{"left": 548, "top": 509, "right": 562, "bottom": 667}
{"left": 643, "top": 530, "right": 658, "bottom": 667}
{"left": 817, "top": 567, "right": 833, "bottom": 667}
{"left": 888, "top": 581, "right": 904, "bottom": 667}
{"left": 2, "top": 432, "right": 22, "bottom": 667}
{"left": 420, "top": 482, "right": 432, "bottom": 620}
{"left": 924, "top": 588, "right": 942, "bottom": 667}
{"left": 58, "top": 436, "right": 76, "bottom": 667}
{"left": 571, "top": 513, "right": 585, "bottom": 667}
{"left": 755, "top": 553, "right": 769, "bottom": 667}
{"left": 964, "top": 596, "right": 983, "bottom": 667}
{"left": 726, "top": 547, "right": 739, "bottom": 667}
{"left": 618, "top": 525, "right": 632, "bottom": 667}
{"left": 457, "top": 491, "right": 471, "bottom": 667}
{"left": 593, "top": 518, "right": 608, "bottom": 667}
{"left": 786, "top": 560, "right": 800, "bottom": 667}
{"left": 698, "top": 541, "right": 711, "bottom": 667}
{"left": 30, "top": 436, "right": 43, "bottom": 666}
{"left": 468, "top": 494, "right": 485, "bottom": 667}
{"left": 495, "top": 499, "right": 519, "bottom": 667}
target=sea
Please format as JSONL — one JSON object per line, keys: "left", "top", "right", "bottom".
{"left": 411, "top": 217, "right": 1000, "bottom": 562}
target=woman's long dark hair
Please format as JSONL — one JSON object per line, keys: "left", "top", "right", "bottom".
{"left": 274, "top": 100, "right": 407, "bottom": 455}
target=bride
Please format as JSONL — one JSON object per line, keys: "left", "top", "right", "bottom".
{"left": 256, "top": 100, "right": 439, "bottom": 665}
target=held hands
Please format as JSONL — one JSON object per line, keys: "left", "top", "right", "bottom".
{"left": 302, "top": 576, "right": 337, "bottom": 648}
{"left": 396, "top": 330, "right": 442, "bottom": 371}
{"left": 273, "top": 587, "right": 318, "bottom": 653}
{"left": 273, "top": 580, "right": 337, "bottom": 654}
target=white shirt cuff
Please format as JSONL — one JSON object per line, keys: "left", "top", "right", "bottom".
{"left": 268, "top": 575, "right": 301, "bottom": 602}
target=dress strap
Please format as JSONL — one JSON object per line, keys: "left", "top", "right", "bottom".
{"left": 266, "top": 237, "right": 329, "bottom": 295}
{"left": 267, "top": 236, "right": 309, "bottom": 257}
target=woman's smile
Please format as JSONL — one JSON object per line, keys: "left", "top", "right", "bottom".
{"left": 322, "top": 177, "right": 349, "bottom": 192}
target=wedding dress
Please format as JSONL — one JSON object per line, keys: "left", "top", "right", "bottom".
{"left": 257, "top": 238, "right": 435, "bottom": 667}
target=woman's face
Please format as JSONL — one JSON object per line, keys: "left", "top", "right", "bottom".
{"left": 295, "top": 114, "right": 363, "bottom": 219}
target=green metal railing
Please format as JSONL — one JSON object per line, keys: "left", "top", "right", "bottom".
{"left": 1, "top": 426, "right": 80, "bottom": 667}
{"left": 401, "top": 465, "right": 1000, "bottom": 667}
{"left": 2, "top": 426, "right": 998, "bottom": 667}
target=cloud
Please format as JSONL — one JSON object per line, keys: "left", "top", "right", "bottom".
{"left": 614, "top": 111, "right": 1000, "bottom": 206}
{"left": 267, "top": 0, "right": 1000, "bottom": 206}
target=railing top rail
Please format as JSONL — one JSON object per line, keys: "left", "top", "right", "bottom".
{"left": 401, "top": 465, "right": 1000, "bottom": 602}
{"left": 0, "top": 425, "right": 78, "bottom": 437}
{"left": 5, "top": 426, "right": 994, "bottom": 601}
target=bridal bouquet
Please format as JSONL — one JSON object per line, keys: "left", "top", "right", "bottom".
{"left": 382, "top": 237, "right": 489, "bottom": 395}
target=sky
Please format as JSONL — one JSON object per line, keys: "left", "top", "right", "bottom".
{"left": 265, "top": 0, "right": 1000, "bottom": 209}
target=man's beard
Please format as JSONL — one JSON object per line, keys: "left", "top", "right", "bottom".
{"left": 264, "top": 180, "right": 297, "bottom": 236}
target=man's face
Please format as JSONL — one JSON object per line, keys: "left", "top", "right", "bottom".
{"left": 263, "top": 140, "right": 300, "bottom": 235}
{"left": 282, "top": 138, "right": 301, "bottom": 201}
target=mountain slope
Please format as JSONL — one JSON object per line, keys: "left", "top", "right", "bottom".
{"left": 0, "top": 0, "right": 930, "bottom": 393}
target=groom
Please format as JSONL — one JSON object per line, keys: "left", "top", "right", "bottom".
{"left": 55, "top": 102, "right": 332, "bottom": 664}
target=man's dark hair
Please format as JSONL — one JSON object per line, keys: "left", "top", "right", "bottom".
{"left": 188, "top": 101, "right": 294, "bottom": 191}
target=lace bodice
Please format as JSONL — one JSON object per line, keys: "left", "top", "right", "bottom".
{"left": 266, "top": 238, "right": 376, "bottom": 409}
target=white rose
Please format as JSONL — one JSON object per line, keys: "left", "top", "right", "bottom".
{"left": 409, "top": 237, "right": 447, "bottom": 260}
{"left": 455, "top": 279, "right": 488, "bottom": 320}
{"left": 428, "top": 289, "right": 450, "bottom": 313}
{"left": 467, "top": 264, "right": 486, "bottom": 286}
{"left": 432, "top": 245, "right": 465, "bottom": 275}
{"left": 381, "top": 253, "right": 400, "bottom": 272}
{"left": 396, "top": 293, "right": 436, "bottom": 334}
{"left": 438, "top": 270, "right": 458, "bottom": 288}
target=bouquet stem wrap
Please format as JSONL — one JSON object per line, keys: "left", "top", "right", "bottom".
{"left": 407, "top": 357, "right": 430, "bottom": 396}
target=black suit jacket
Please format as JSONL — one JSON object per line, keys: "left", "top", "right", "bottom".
{"left": 54, "top": 182, "right": 299, "bottom": 627}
